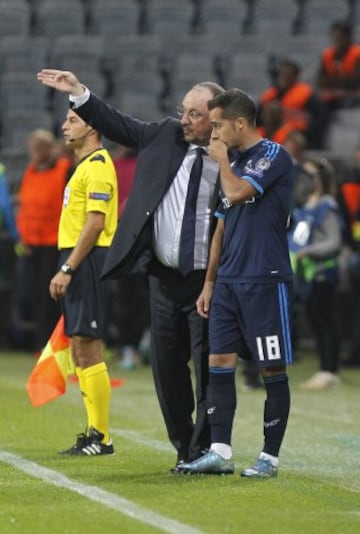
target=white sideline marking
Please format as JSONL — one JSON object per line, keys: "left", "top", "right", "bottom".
{"left": 111, "top": 429, "right": 173, "bottom": 453}
{"left": 0, "top": 451, "right": 202, "bottom": 534}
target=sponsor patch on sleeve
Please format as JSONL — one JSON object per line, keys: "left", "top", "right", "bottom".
{"left": 89, "top": 192, "right": 111, "bottom": 201}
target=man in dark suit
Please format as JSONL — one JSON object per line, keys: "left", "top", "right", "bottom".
{"left": 37, "top": 68, "right": 224, "bottom": 472}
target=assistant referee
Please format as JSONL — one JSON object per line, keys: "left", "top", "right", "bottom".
{"left": 50, "top": 109, "right": 118, "bottom": 456}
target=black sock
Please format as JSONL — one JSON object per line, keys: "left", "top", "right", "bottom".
{"left": 207, "top": 367, "right": 236, "bottom": 445}
{"left": 262, "top": 374, "right": 290, "bottom": 457}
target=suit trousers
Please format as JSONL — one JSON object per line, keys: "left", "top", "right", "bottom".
{"left": 149, "top": 263, "right": 210, "bottom": 461}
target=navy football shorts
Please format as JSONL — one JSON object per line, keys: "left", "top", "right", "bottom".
{"left": 209, "top": 281, "right": 293, "bottom": 367}
{"left": 59, "top": 247, "right": 110, "bottom": 339}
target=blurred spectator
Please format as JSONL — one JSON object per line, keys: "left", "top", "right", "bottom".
{"left": 339, "top": 145, "right": 360, "bottom": 367}
{"left": 340, "top": 145, "right": 360, "bottom": 248}
{"left": 0, "top": 162, "right": 19, "bottom": 346}
{"left": 288, "top": 159, "right": 343, "bottom": 390}
{"left": 317, "top": 20, "right": 360, "bottom": 111}
{"left": 258, "top": 60, "right": 327, "bottom": 149}
{"left": 283, "top": 129, "right": 307, "bottom": 167}
{"left": 0, "top": 162, "right": 19, "bottom": 243}
{"left": 113, "top": 145, "right": 137, "bottom": 216}
{"left": 13, "top": 129, "right": 72, "bottom": 352}
{"left": 108, "top": 145, "right": 151, "bottom": 369}
{"left": 283, "top": 130, "right": 313, "bottom": 209}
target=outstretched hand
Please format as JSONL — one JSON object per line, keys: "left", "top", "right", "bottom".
{"left": 37, "top": 69, "right": 85, "bottom": 96}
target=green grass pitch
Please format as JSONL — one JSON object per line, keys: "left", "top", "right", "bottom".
{"left": 0, "top": 351, "right": 359, "bottom": 533}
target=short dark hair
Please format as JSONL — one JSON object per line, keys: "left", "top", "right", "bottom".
{"left": 331, "top": 20, "right": 353, "bottom": 36}
{"left": 278, "top": 59, "right": 300, "bottom": 77}
{"left": 193, "top": 81, "right": 225, "bottom": 98}
{"left": 207, "top": 88, "right": 257, "bottom": 125}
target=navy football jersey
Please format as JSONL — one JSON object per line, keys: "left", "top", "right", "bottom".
{"left": 216, "top": 139, "right": 294, "bottom": 282}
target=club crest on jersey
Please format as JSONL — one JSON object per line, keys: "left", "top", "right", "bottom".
{"left": 244, "top": 159, "right": 263, "bottom": 178}
{"left": 255, "top": 158, "right": 271, "bottom": 171}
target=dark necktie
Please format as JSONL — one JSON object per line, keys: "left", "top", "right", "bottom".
{"left": 178, "top": 147, "right": 205, "bottom": 276}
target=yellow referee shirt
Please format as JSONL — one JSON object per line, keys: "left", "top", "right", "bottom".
{"left": 58, "top": 149, "right": 118, "bottom": 249}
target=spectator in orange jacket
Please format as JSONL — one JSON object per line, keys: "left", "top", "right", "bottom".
{"left": 258, "top": 60, "right": 327, "bottom": 149}
{"left": 318, "top": 20, "right": 360, "bottom": 111}
{"left": 14, "top": 129, "right": 72, "bottom": 352}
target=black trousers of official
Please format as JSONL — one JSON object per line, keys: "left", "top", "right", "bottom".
{"left": 14, "top": 246, "right": 60, "bottom": 351}
{"left": 149, "top": 264, "right": 210, "bottom": 462}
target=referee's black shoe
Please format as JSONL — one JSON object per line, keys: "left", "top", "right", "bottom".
{"left": 170, "top": 457, "right": 187, "bottom": 474}
{"left": 59, "top": 427, "right": 114, "bottom": 456}
{"left": 169, "top": 448, "right": 209, "bottom": 474}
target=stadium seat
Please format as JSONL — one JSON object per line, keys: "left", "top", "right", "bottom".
{"left": 173, "top": 51, "right": 219, "bottom": 86}
{"left": 244, "top": 0, "right": 298, "bottom": 36}
{"left": 118, "top": 88, "right": 164, "bottom": 121}
{"left": 51, "top": 35, "right": 105, "bottom": 73}
{"left": 170, "top": 51, "right": 224, "bottom": 108}
{"left": 302, "top": 0, "right": 349, "bottom": 34}
{"left": 112, "top": 70, "right": 163, "bottom": 109}
{"left": 0, "top": 147, "right": 29, "bottom": 187}
{"left": 147, "top": 0, "right": 194, "bottom": 35}
{"left": 1, "top": 73, "right": 48, "bottom": 116}
{"left": 0, "top": 0, "right": 30, "bottom": 36}
{"left": 326, "top": 118, "right": 360, "bottom": 155}
{"left": 102, "top": 34, "right": 164, "bottom": 101}
{"left": 90, "top": 0, "right": 140, "bottom": 35}
{"left": 227, "top": 51, "right": 271, "bottom": 100}
{"left": 161, "top": 34, "right": 234, "bottom": 56}
{"left": 0, "top": 36, "right": 50, "bottom": 76}
{"left": 102, "top": 34, "right": 163, "bottom": 73}
{"left": 335, "top": 108, "right": 360, "bottom": 130}
{"left": 1, "top": 110, "right": 54, "bottom": 150}
{"left": 34, "top": 0, "right": 85, "bottom": 36}
{"left": 201, "top": 0, "right": 246, "bottom": 36}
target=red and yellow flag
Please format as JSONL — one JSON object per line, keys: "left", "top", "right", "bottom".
{"left": 26, "top": 315, "right": 75, "bottom": 407}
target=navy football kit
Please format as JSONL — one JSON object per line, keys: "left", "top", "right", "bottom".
{"left": 209, "top": 139, "right": 294, "bottom": 367}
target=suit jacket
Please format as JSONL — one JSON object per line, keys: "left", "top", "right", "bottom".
{"left": 73, "top": 93, "right": 219, "bottom": 279}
